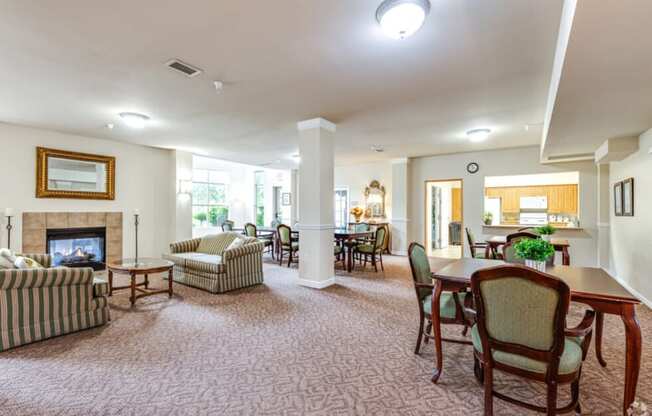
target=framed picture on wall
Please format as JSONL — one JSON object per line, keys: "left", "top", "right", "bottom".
{"left": 622, "top": 178, "right": 634, "bottom": 216}
{"left": 282, "top": 193, "right": 292, "bottom": 206}
{"left": 614, "top": 181, "right": 623, "bottom": 216}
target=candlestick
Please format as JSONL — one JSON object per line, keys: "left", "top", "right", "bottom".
{"left": 134, "top": 212, "right": 140, "bottom": 264}
{"left": 5, "top": 215, "right": 13, "bottom": 250}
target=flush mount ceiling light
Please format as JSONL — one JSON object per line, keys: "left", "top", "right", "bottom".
{"left": 119, "top": 112, "right": 150, "bottom": 129}
{"left": 376, "top": 0, "right": 431, "bottom": 39}
{"left": 466, "top": 128, "right": 491, "bottom": 142}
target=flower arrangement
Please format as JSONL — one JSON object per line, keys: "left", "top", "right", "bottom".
{"left": 483, "top": 212, "right": 493, "bottom": 225}
{"left": 350, "top": 207, "right": 364, "bottom": 223}
{"left": 514, "top": 238, "right": 554, "bottom": 272}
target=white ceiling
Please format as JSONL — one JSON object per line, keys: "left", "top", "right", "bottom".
{"left": 542, "top": 0, "right": 652, "bottom": 160}
{"left": 0, "top": 0, "right": 563, "bottom": 166}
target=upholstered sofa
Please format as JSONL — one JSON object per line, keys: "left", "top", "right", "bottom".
{"left": 163, "top": 232, "right": 265, "bottom": 294}
{"left": 0, "top": 254, "right": 110, "bottom": 352}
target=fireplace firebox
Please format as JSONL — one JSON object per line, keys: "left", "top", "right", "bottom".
{"left": 46, "top": 227, "right": 106, "bottom": 271}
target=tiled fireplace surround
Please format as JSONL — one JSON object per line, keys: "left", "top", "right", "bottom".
{"left": 22, "top": 212, "right": 123, "bottom": 264}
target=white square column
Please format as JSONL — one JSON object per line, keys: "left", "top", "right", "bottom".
{"left": 297, "top": 118, "right": 336, "bottom": 289}
{"left": 391, "top": 158, "right": 410, "bottom": 256}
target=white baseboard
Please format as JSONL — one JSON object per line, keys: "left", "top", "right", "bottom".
{"left": 391, "top": 250, "right": 408, "bottom": 256}
{"left": 604, "top": 267, "right": 652, "bottom": 309}
{"left": 297, "top": 277, "right": 336, "bottom": 289}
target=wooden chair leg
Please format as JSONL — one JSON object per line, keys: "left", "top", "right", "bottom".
{"left": 415, "top": 314, "right": 425, "bottom": 354}
{"left": 571, "top": 373, "right": 581, "bottom": 414}
{"left": 288, "top": 250, "right": 293, "bottom": 267}
{"left": 372, "top": 253, "right": 378, "bottom": 272}
{"left": 379, "top": 252, "right": 384, "bottom": 271}
{"left": 278, "top": 250, "right": 283, "bottom": 266}
{"left": 473, "top": 356, "right": 484, "bottom": 384}
{"left": 546, "top": 381, "right": 558, "bottom": 416}
{"left": 483, "top": 365, "right": 494, "bottom": 416}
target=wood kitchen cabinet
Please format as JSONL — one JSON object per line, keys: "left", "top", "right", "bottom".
{"left": 485, "top": 184, "right": 579, "bottom": 217}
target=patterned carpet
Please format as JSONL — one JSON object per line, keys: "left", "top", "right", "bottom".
{"left": 0, "top": 255, "right": 649, "bottom": 415}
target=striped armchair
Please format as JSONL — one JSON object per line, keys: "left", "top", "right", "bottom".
{"left": 163, "top": 232, "right": 265, "bottom": 294}
{"left": 0, "top": 254, "right": 110, "bottom": 352}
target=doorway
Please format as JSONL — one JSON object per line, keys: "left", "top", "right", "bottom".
{"left": 425, "top": 179, "right": 463, "bottom": 259}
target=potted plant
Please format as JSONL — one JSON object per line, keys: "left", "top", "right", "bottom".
{"left": 514, "top": 238, "right": 554, "bottom": 272}
{"left": 483, "top": 212, "right": 493, "bottom": 225}
{"left": 350, "top": 206, "right": 364, "bottom": 223}
{"left": 535, "top": 225, "right": 556, "bottom": 242}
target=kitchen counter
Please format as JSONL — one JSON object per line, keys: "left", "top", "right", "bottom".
{"left": 482, "top": 224, "right": 583, "bottom": 231}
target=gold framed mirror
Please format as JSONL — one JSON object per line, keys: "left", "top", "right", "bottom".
{"left": 36, "top": 147, "right": 115, "bottom": 200}
{"left": 364, "top": 180, "right": 386, "bottom": 219}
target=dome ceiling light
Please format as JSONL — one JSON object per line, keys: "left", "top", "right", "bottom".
{"left": 466, "top": 128, "right": 491, "bottom": 142}
{"left": 119, "top": 112, "right": 150, "bottom": 129}
{"left": 376, "top": 0, "right": 431, "bottom": 39}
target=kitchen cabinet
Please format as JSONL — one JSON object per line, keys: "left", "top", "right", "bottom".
{"left": 484, "top": 184, "right": 579, "bottom": 218}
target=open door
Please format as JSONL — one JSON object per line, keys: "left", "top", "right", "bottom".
{"left": 425, "top": 179, "right": 463, "bottom": 258}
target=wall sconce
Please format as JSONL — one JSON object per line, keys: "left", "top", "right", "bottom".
{"left": 178, "top": 180, "right": 192, "bottom": 196}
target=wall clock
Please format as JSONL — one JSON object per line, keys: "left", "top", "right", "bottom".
{"left": 466, "top": 162, "right": 479, "bottom": 174}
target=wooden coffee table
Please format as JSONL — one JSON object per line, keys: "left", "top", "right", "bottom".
{"left": 107, "top": 258, "right": 174, "bottom": 306}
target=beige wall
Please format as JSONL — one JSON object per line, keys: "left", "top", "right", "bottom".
{"left": 334, "top": 160, "right": 393, "bottom": 222}
{"left": 0, "top": 122, "right": 173, "bottom": 258}
{"left": 410, "top": 146, "right": 599, "bottom": 266}
{"left": 608, "top": 128, "right": 652, "bottom": 307}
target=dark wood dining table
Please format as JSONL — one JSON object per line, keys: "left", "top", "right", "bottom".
{"left": 430, "top": 258, "right": 641, "bottom": 415}
{"left": 333, "top": 229, "right": 374, "bottom": 272}
{"left": 485, "top": 235, "right": 571, "bottom": 265}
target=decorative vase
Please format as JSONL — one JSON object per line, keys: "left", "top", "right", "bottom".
{"left": 542, "top": 235, "right": 552, "bottom": 242}
{"left": 525, "top": 259, "right": 547, "bottom": 272}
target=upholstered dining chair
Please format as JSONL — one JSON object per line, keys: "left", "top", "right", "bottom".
{"left": 276, "top": 224, "right": 298, "bottom": 267}
{"left": 468, "top": 265, "right": 595, "bottom": 416}
{"left": 408, "top": 243, "right": 472, "bottom": 356}
{"left": 506, "top": 231, "right": 539, "bottom": 243}
{"left": 466, "top": 227, "right": 487, "bottom": 258}
{"left": 221, "top": 220, "right": 235, "bottom": 232}
{"left": 245, "top": 222, "right": 274, "bottom": 259}
{"left": 356, "top": 226, "right": 386, "bottom": 272}
{"left": 334, "top": 242, "right": 345, "bottom": 267}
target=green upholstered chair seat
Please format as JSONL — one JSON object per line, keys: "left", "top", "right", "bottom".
{"left": 283, "top": 242, "right": 299, "bottom": 251}
{"left": 422, "top": 292, "right": 462, "bottom": 320}
{"left": 471, "top": 325, "right": 582, "bottom": 375}
{"left": 473, "top": 251, "right": 486, "bottom": 259}
{"left": 357, "top": 243, "right": 379, "bottom": 254}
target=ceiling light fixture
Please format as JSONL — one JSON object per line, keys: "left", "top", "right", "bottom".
{"left": 371, "top": 145, "right": 385, "bottom": 153}
{"left": 376, "top": 0, "right": 431, "bottom": 39}
{"left": 119, "top": 112, "right": 150, "bottom": 129}
{"left": 466, "top": 128, "right": 491, "bottom": 142}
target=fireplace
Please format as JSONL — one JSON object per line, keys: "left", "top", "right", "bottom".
{"left": 47, "top": 227, "right": 106, "bottom": 271}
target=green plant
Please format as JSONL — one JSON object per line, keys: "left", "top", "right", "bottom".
{"left": 514, "top": 238, "right": 554, "bottom": 262}
{"left": 535, "top": 225, "right": 556, "bottom": 235}
{"left": 483, "top": 212, "right": 493, "bottom": 224}
{"left": 193, "top": 212, "right": 207, "bottom": 224}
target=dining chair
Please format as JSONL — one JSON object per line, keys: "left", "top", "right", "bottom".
{"left": 334, "top": 242, "right": 345, "bottom": 267}
{"left": 221, "top": 220, "right": 235, "bottom": 232}
{"left": 503, "top": 238, "right": 555, "bottom": 267}
{"left": 276, "top": 224, "right": 298, "bottom": 267}
{"left": 245, "top": 222, "right": 274, "bottom": 259}
{"left": 466, "top": 227, "right": 487, "bottom": 258}
{"left": 468, "top": 265, "right": 595, "bottom": 416}
{"left": 356, "top": 226, "right": 386, "bottom": 272}
{"left": 408, "top": 242, "right": 472, "bottom": 356}
{"left": 506, "top": 231, "right": 539, "bottom": 243}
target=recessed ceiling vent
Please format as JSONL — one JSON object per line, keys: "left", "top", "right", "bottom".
{"left": 165, "top": 59, "right": 202, "bottom": 78}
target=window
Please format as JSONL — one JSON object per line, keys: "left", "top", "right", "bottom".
{"left": 192, "top": 169, "right": 229, "bottom": 228}
{"left": 334, "top": 188, "right": 349, "bottom": 228}
{"left": 254, "top": 171, "right": 265, "bottom": 227}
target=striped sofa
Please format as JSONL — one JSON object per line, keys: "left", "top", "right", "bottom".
{"left": 0, "top": 254, "right": 110, "bottom": 352}
{"left": 163, "top": 232, "right": 265, "bottom": 294}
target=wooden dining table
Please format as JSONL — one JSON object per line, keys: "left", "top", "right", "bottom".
{"left": 430, "top": 258, "right": 642, "bottom": 415}
{"left": 485, "top": 235, "right": 571, "bottom": 265}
